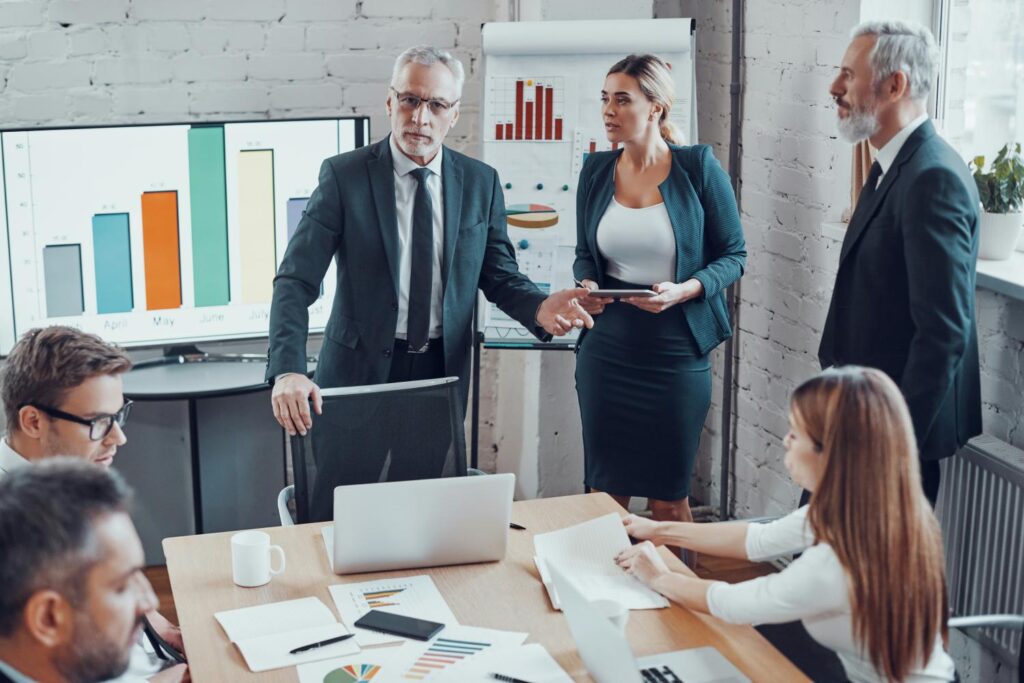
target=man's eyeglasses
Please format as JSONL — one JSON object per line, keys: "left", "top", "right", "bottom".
{"left": 390, "top": 87, "right": 459, "bottom": 115}
{"left": 24, "top": 400, "right": 133, "bottom": 441}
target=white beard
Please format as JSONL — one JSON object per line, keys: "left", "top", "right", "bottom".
{"left": 837, "top": 106, "right": 880, "bottom": 143}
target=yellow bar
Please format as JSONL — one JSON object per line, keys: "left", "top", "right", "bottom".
{"left": 237, "top": 149, "right": 276, "bottom": 304}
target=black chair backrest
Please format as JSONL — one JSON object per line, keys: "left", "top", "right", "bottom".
{"left": 291, "top": 376, "right": 466, "bottom": 523}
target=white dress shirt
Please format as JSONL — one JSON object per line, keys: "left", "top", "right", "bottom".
{"left": 0, "top": 438, "right": 29, "bottom": 477}
{"left": 389, "top": 134, "right": 445, "bottom": 341}
{"left": 873, "top": 113, "right": 929, "bottom": 188}
{"left": 0, "top": 438, "right": 158, "bottom": 683}
{"left": 706, "top": 507, "right": 955, "bottom": 683}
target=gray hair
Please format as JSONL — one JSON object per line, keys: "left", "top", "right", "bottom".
{"left": 0, "top": 458, "right": 133, "bottom": 636}
{"left": 853, "top": 20, "right": 938, "bottom": 102}
{"left": 390, "top": 45, "right": 465, "bottom": 98}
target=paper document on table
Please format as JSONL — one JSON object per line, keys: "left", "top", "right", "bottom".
{"left": 328, "top": 575, "right": 459, "bottom": 647}
{"left": 433, "top": 643, "right": 573, "bottom": 682}
{"left": 214, "top": 597, "right": 359, "bottom": 672}
{"left": 533, "top": 512, "right": 669, "bottom": 610}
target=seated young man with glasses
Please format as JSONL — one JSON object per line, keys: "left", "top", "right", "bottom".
{"left": 0, "top": 326, "right": 188, "bottom": 683}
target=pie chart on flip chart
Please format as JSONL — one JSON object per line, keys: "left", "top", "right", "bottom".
{"left": 323, "top": 664, "right": 381, "bottom": 683}
{"left": 506, "top": 203, "right": 559, "bottom": 229}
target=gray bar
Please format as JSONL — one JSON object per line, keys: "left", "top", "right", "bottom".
{"left": 43, "top": 244, "right": 85, "bottom": 317}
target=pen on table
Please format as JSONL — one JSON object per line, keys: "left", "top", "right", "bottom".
{"left": 490, "top": 674, "right": 536, "bottom": 683}
{"left": 289, "top": 633, "right": 355, "bottom": 654}
{"left": 509, "top": 522, "right": 527, "bottom": 530}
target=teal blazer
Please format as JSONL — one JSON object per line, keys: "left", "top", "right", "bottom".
{"left": 266, "top": 136, "right": 549, "bottom": 409}
{"left": 574, "top": 144, "right": 746, "bottom": 355}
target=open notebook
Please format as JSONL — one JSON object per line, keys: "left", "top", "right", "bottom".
{"left": 214, "top": 597, "right": 359, "bottom": 672}
{"left": 534, "top": 513, "right": 669, "bottom": 610}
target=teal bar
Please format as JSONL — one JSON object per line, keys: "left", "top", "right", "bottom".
{"left": 188, "top": 126, "right": 230, "bottom": 307}
{"left": 92, "top": 213, "right": 133, "bottom": 313}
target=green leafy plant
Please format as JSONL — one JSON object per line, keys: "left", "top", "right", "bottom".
{"left": 970, "top": 143, "right": 1024, "bottom": 214}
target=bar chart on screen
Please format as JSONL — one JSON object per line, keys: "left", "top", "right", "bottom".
{"left": 486, "top": 76, "right": 568, "bottom": 142}
{"left": 0, "top": 118, "right": 365, "bottom": 352}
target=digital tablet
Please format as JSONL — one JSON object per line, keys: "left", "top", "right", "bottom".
{"left": 587, "top": 289, "right": 657, "bottom": 298}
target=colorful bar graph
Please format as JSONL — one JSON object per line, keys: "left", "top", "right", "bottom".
{"left": 43, "top": 244, "right": 85, "bottom": 317}
{"left": 141, "top": 191, "right": 182, "bottom": 310}
{"left": 545, "top": 87, "right": 554, "bottom": 139}
{"left": 238, "top": 149, "right": 276, "bottom": 304}
{"left": 188, "top": 125, "right": 230, "bottom": 307}
{"left": 92, "top": 213, "right": 133, "bottom": 314}
{"left": 514, "top": 80, "right": 523, "bottom": 140}
{"left": 402, "top": 637, "right": 492, "bottom": 680}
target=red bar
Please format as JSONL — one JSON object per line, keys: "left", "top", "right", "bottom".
{"left": 535, "top": 85, "right": 544, "bottom": 140}
{"left": 589, "top": 140, "right": 596, "bottom": 154}
{"left": 525, "top": 101, "right": 533, "bottom": 140}
{"left": 555, "top": 118, "right": 562, "bottom": 140}
{"left": 495, "top": 123, "right": 504, "bottom": 140}
{"left": 515, "top": 80, "right": 524, "bottom": 140}
{"left": 545, "top": 87, "right": 553, "bottom": 139}
{"left": 504, "top": 122, "right": 513, "bottom": 139}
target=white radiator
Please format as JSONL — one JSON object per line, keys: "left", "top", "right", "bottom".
{"left": 937, "top": 435, "right": 1024, "bottom": 667}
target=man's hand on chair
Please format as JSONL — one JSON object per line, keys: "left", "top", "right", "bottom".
{"left": 271, "top": 373, "right": 322, "bottom": 436}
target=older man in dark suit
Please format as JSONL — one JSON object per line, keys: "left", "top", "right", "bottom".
{"left": 820, "top": 21, "right": 982, "bottom": 504}
{"left": 267, "top": 46, "right": 590, "bottom": 445}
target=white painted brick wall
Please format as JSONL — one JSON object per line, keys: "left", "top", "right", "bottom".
{"left": 0, "top": 0, "right": 493, "bottom": 151}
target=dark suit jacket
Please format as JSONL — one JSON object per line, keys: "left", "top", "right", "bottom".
{"left": 819, "top": 120, "right": 982, "bottom": 461}
{"left": 266, "top": 136, "right": 549, "bottom": 410}
{"left": 574, "top": 144, "right": 746, "bottom": 355}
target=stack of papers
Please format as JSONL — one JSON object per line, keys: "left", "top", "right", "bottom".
{"left": 328, "top": 575, "right": 458, "bottom": 647}
{"left": 214, "top": 597, "right": 359, "bottom": 672}
{"left": 533, "top": 512, "right": 669, "bottom": 610}
{"left": 295, "top": 624, "right": 529, "bottom": 683}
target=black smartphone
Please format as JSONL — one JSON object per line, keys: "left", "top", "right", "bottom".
{"left": 353, "top": 610, "right": 445, "bottom": 641}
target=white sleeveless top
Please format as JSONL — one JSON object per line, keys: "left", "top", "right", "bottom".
{"left": 596, "top": 197, "right": 676, "bottom": 284}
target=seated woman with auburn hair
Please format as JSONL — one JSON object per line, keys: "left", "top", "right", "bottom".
{"left": 615, "top": 366, "right": 955, "bottom": 683}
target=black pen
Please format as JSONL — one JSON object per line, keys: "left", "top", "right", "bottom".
{"left": 289, "top": 633, "right": 355, "bottom": 654}
{"left": 509, "top": 522, "right": 527, "bottom": 530}
{"left": 490, "top": 674, "right": 535, "bottom": 683}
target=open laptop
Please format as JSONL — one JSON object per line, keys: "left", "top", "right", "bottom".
{"left": 328, "top": 473, "right": 515, "bottom": 573}
{"left": 548, "top": 562, "right": 750, "bottom": 683}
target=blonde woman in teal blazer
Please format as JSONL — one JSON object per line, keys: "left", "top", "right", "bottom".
{"left": 574, "top": 55, "right": 745, "bottom": 526}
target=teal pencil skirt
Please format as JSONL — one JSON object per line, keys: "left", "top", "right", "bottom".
{"left": 575, "top": 278, "right": 711, "bottom": 501}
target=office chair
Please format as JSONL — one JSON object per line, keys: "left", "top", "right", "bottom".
{"left": 948, "top": 614, "right": 1023, "bottom": 683}
{"left": 284, "top": 376, "right": 467, "bottom": 524}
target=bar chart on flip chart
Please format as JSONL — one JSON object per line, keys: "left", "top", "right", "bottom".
{"left": 0, "top": 117, "right": 368, "bottom": 353}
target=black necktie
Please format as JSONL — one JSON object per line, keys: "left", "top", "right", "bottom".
{"left": 859, "top": 160, "right": 882, "bottom": 204}
{"left": 407, "top": 167, "right": 433, "bottom": 352}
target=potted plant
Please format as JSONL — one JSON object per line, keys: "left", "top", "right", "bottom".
{"left": 970, "top": 142, "right": 1024, "bottom": 261}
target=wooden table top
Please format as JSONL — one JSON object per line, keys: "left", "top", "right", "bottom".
{"left": 163, "top": 492, "right": 808, "bottom": 682}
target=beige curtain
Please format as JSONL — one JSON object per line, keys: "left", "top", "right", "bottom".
{"left": 844, "top": 140, "right": 877, "bottom": 222}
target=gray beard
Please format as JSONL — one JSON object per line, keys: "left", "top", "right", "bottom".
{"left": 837, "top": 107, "right": 880, "bottom": 143}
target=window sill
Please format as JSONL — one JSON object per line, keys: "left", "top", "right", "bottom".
{"left": 820, "top": 222, "right": 1024, "bottom": 302}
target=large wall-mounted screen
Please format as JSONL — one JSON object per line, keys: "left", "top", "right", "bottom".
{"left": 0, "top": 117, "right": 370, "bottom": 355}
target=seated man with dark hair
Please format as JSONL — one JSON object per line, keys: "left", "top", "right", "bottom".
{"left": 0, "top": 327, "right": 187, "bottom": 683}
{"left": 0, "top": 459, "right": 187, "bottom": 683}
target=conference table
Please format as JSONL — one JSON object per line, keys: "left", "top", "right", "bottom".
{"left": 163, "top": 493, "right": 809, "bottom": 682}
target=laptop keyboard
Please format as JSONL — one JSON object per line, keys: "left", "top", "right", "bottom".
{"left": 641, "top": 665, "right": 684, "bottom": 683}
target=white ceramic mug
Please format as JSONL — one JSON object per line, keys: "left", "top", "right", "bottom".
{"left": 590, "top": 598, "right": 629, "bottom": 633}
{"left": 231, "top": 530, "right": 286, "bottom": 587}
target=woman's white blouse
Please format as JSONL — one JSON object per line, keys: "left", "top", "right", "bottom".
{"left": 596, "top": 198, "right": 676, "bottom": 285}
{"left": 705, "top": 507, "right": 956, "bottom": 683}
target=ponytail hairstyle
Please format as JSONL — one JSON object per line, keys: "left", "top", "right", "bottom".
{"left": 607, "top": 54, "right": 684, "bottom": 145}
{"left": 794, "top": 366, "right": 948, "bottom": 682}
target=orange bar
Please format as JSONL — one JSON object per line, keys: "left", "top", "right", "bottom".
{"left": 141, "top": 191, "right": 182, "bottom": 310}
